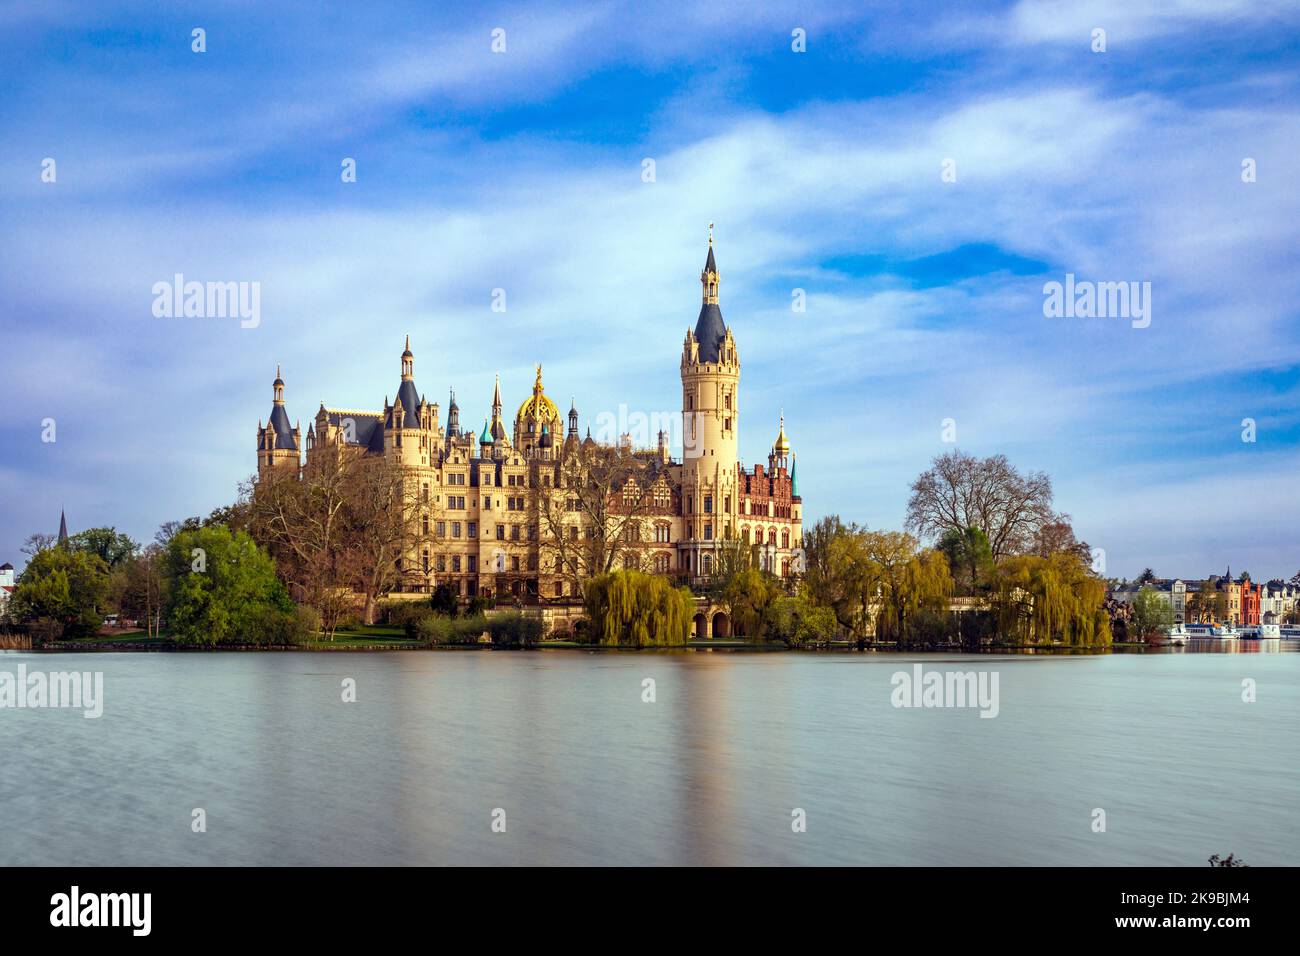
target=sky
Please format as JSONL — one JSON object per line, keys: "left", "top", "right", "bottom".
{"left": 1, "top": 0, "right": 1298, "bottom": 580}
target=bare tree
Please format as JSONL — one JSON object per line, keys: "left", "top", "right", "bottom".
{"left": 905, "top": 450, "right": 1056, "bottom": 559}
{"left": 21, "top": 533, "right": 56, "bottom": 557}
{"left": 533, "top": 446, "right": 670, "bottom": 596}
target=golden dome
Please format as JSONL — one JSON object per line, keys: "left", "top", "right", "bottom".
{"left": 773, "top": 411, "right": 791, "bottom": 457}
{"left": 516, "top": 364, "right": 560, "bottom": 424}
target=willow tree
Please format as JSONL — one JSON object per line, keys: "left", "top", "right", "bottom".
{"left": 865, "top": 531, "right": 953, "bottom": 646}
{"left": 583, "top": 569, "right": 693, "bottom": 647}
{"left": 992, "top": 552, "right": 1110, "bottom": 646}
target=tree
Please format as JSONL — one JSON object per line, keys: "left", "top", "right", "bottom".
{"left": 1136, "top": 567, "right": 1157, "bottom": 585}
{"left": 719, "top": 567, "right": 783, "bottom": 641}
{"left": 991, "top": 551, "right": 1110, "bottom": 646}
{"left": 801, "top": 516, "right": 874, "bottom": 637}
{"left": 906, "top": 450, "right": 1057, "bottom": 559}
{"left": 245, "top": 454, "right": 418, "bottom": 634}
{"left": 864, "top": 531, "right": 953, "bottom": 647}
{"left": 938, "top": 525, "right": 995, "bottom": 595}
{"left": 1130, "top": 586, "right": 1174, "bottom": 641}
{"left": 164, "top": 525, "right": 296, "bottom": 645}
{"left": 767, "top": 593, "right": 837, "bottom": 645}
{"left": 21, "top": 533, "right": 57, "bottom": 558}
{"left": 534, "top": 445, "right": 670, "bottom": 595}
{"left": 582, "top": 569, "right": 693, "bottom": 646}
{"left": 1186, "top": 582, "right": 1226, "bottom": 624}
{"left": 9, "top": 548, "right": 111, "bottom": 639}
{"left": 66, "top": 527, "right": 138, "bottom": 569}
{"left": 114, "top": 544, "right": 165, "bottom": 636}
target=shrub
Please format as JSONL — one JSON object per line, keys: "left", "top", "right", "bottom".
{"left": 382, "top": 599, "right": 431, "bottom": 630}
{"left": 487, "top": 611, "right": 544, "bottom": 648}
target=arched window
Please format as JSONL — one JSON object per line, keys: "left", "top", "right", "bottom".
{"left": 781, "top": 530, "right": 790, "bottom": 549}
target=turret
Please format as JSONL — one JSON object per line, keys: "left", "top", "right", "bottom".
{"left": 257, "top": 364, "right": 301, "bottom": 477}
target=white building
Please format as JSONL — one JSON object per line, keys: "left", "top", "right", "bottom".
{"left": 0, "top": 562, "right": 15, "bottom": 618}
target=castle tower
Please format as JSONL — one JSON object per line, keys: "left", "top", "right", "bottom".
{"left": 257, "top": 365, "right": 301, "bottom": 477}
{"left": 387, "top": 336, "right": 429, "bottom": 466}
{"left": 680, "top": 226, "right": 740, "bottom": 577}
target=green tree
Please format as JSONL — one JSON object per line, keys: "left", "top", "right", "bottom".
{"left": 66, "top": 527, "right": 138, "bottom": 570}
{"left": 9, "top": 548, "right": 111, "bottom": 639}
{"left": 767, "top": 593, "right": 837, "bottom": 645}
{"left": 865, "top": 531, "right": 953, "bottom": 647}
{"left": 802, "top": 516, "right": 874, "bottom": 637}
{"left": 937, "top": 525, "right": 994, "bottom": 595}
{"left": 164, "top": 525, "right": 295, "bottom": 645}
{"left": 1130, "top": 586, "right": 1174, "bottom": 641}
{"left": 991, "top": 551, "right": 1111, "bottom": 646}
{"left": 583, "top": 569, "right": 693, "bottom": 647}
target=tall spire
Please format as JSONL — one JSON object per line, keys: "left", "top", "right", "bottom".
{"left": 401, "top": 335, "right": 414, "bottom": 381}
{"left": 273, "top": 365, "right": 285, "bottom": 405}
{"left": 489, "top": 374, "right": 506, "bottom": 441}
{"left": 58, "top": 509, "right": 68, "bottom": 545}
{"left": 701, "top": 223, "right": 719, "bottom": 304}
{"left": 790, "top": 453, "right": 799, "bottom": 497}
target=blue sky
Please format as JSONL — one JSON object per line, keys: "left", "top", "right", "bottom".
{"left": 1, "top": 0, "right": 1298, "bottom": 579}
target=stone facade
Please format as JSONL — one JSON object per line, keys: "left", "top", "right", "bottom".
{"left": 255, "top": 236, "right": 804, "bottom": 605}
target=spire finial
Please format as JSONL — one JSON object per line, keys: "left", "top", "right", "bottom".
{"left": 708, "top": 221, "right": 714, "bottom": 245}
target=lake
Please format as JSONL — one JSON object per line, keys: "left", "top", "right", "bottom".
{"left": 2, "top": 644, "right": 1296, "bottom": 866}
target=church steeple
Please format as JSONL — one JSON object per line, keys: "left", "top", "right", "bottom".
{"left": 58, "top": 509, "right": 68, "bottom": 545}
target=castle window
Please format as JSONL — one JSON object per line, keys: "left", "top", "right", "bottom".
{"left": 703, "top": 554, "right": 713, "bottom": 575}
{"left": 704, "top": 523, "right": 713, "bottom": 541}
{"left": 782, "top": 530, "right": 790, "bottom": 549}
{"left": 422, "top": 515, "right": 430, "bottom": 535}
{"left": 511, "top": 557, "right": 520, "bottom": 572}
{"left": 436, "top": 554, "right": 446, "bottom": 572}
{"left": 452, "top": 522, "right": 461, "bottom": 538}
{"left": 704, "top": 495, "right": 712, "bottom": 514}
{"left": 421, "top": 550, "right": 429, "bottom": 572}
{"left": 511, "top": 525, "right": 520, "bottom": 541}
{"left": 452, "top": 556, "right": 461, "bottom": 573}
{"left": 469, "top": 556, "right": 477, "bottom": 573}
{"left": 436, "top": 521, "right": 446, "bottom": 537}
{"left": 468, "top": 522, "right": 477, "bottom": 538}
{"left": 422, "top": 483, "right": 429, "bottom": 502}
{"left": 496, "top": 525, "right": 505, "bottom": 540}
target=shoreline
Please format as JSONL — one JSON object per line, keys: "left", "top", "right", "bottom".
{"left": 12, "top": 638, "right": 1164, "bottom": 654}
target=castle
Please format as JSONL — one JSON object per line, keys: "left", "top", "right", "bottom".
{"left": 256, "top": 235, "right": 803, "bottom": 622}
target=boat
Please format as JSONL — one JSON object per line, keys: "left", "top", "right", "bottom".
{"left": 1186, "top": 623, "right": 1238, "bottom": 639}
{"left": 1161, "top": 624, "right": 1190, "bottom": 646}
{"left": 1238, "top": 624, "right": 1281, "bottom": 640}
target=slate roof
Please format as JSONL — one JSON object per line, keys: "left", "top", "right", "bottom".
{"left": 326, "top": 410, "right": 385, "bottom": 453}
{"left": 267, "top": 403, "right": 298, "bottom": 450}
{"left": 394, "top": 380, "right": 421, "bottom": 429}
{"left": 694, "top": 302, "right": 728, "bottom": 363}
